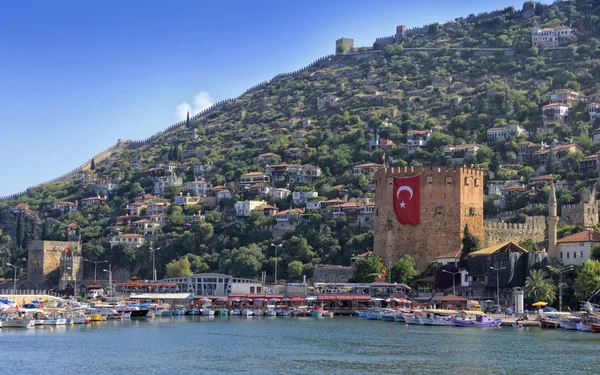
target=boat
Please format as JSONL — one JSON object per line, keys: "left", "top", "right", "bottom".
{"left": 200, "top": 307, "right": 215, "bottom": 316}
{"left": 322, "top": 311, "right": 334, "bottom": 318}
{"left": 172, "top": 305, "right": 187, "bottom": 316}
{"left": 577, "top": 320, "right": 593, "bottom": 332}
{"left": 253, "top": 309, "right": 265, "bottom": 316}
{"left": 186, "top": 308, "right": 200, "bottom": 315}
{"left": 310, "top": 309, "right": 323, "bottom": 318}
{"left": 276, "top": 309, "right": 291, "bottom": 316}
{"left": 241, "top": 309, "right": 254, "bottom": 317}
{"left": 473, "top": 315, "right": 502, "bottom": 327}
{"left": 230, "top": 309, "right": 241, "bottom": 316}
{"left": 559, "top": 316, "right": 580, "bottom": 330}
{"left": 381, "top": 310, "right": 397, "bottom": 322}
{"left": 215, "top": 308, "right": 229, "bottom": 317}
{"left": 265, "top": 307, "right": 277, "bottom": 317}
{"left": 365, "top": 310, "right": 383, "bottom": 320}
{"left": 393, "top": 313, "right": 405, "bottom": 322}
{"left": 451, "top": 316, "right": 475, "bottom": 327}
{"left": 404, "top": 313, "right": 422, "bottom": 325}
{"left": 430, "top": 316, "right": 453, "bottom": 326}
{"left": 294, "top": 309, "right": 308, "bottom": 317}
{"left": 116, "top": 304, "right": 150, "bottom": 318}
{"left": 0, "top": 311, "right": 35, "bottom": 328}
{"left": 591, "top": 322, "right": 600, "bottom": 333}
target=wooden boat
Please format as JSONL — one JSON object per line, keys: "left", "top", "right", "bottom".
{"left": 577, "top": 321, "right": 592, "bottom": 332}
{"left": 172, "top": 306, "right": 187, "bottom": 316}
{"left": 186, "top": 308, "right": 200, "bottom": 315}
{"left": 241, "top": 309, "right": 253, "bottom": 317}
{"left": 559, "top": 316, "right": 580, "bottom": 330}
{"left": 473, "top": 315, "right": 502, "bottom": 327}
{"left": 200, "top": 307, "right": 215, "bottom": 316}
{"left": 322, "top": 311, "right": 334, "bottom": 318}
{"left": 265, "top": 308, "right": 277, "bottom": 317}
{"left": 393, "top": 313, "right": 405, "bottom": 322}
{"left": 0, "top": 311, "right": 35, "bottom": 328}
{"left": 404, "top": 313, "right": 422, "bottom": 325}
{"left": 451, "top": 316, "right": 475, "bottom": 327}
{"left": 276, "top": 309, "right": 291, "bottom": 317}
{"left": 430, "top": 316, "right": 453, "bottom": 326}
{"left": 591, "top": 322, "right": 600, "bottom": 333}
{"left": 253, "top": 309, "right": 265, "bottom": 316}
{"left": 215, "top": 308, "right": 229, "bottom": 317}
{"left": 310, "top": 310, "right": 323, "bottom": 318}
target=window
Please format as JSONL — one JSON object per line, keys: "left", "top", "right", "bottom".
{"left": 469, "top": 207, "right": 476, "bottom": 216}
{"left": 560, "top": 251, "right": 563, "bottom": 259}
{"left": 574, "top": 252, "right": 577, "bottom": 259}
{"left": 474, "top": 178, "right": 480, "bottom": 187}
{"left": 580, "top": 242, "right": 584, "bottom": 247}
{"left": 567, "top": 252, "right": 570, "bottom": 258}
{"left": 464, "top": 177, "right": 470, "bottom": 186}
{"left": 427, "top": 176, "right": 433, "bottom": 184}
{"left": 581, "top": 250, "right": 584, "bottom": 258}
{"left": 436, "top": 206, "right": 443, "bottom": 215}
{"left": 445, "top": 177, "right": 452, "bottom": 184}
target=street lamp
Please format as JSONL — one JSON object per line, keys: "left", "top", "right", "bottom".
{"left": 389, "top": 262, "right": 392, "bottom": 284}
{"left": 270, "top": 243, "right": 282, "bottom": 285}
{"left": 6, "top": 263, "right": 17, "bottom": 299}
{"left": 442, "top": 269, "right": 460, "bottom": 295}
{"left": 490, "top": 266, "right": 506, "bottom": 309}
{"left": 103, "top": 265, "right": 113, "bottom": 297}
{"left": 84, "top": 258, "right": 108, "bottom": 282}
{"left": 67, "top": 266, "right": 77, "bottom": 298}
{"left": 549, "top": 265, "right": 574, "bottom": 311}
{"left": 150, "top": 245, "right": 161, "bottom": 282}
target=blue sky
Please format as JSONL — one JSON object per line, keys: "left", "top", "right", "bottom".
{"left": 0, "top": 0, "right": 540, "bottom": 196}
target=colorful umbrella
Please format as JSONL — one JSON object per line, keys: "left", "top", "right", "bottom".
{"left": 532, "top": 301, "right": 548, "bottom": 307}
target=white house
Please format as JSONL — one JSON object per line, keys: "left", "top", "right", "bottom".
{"left": 234, "top": 200, "right": 267, "bottom": 217}
{"left": 542, "top": 103, "right": 570, "bottom": 125}
{"left": 270, "top": 188, "right": 291, "bottom": 200}
{"left": 161, "top": 273, "right": 265, "bottom": 296}
{"left": 406, "top": 130, "right": 431, "bottom": 154}
{"left": 444, "top": 144, "right": 479, "bottom": 164}
{"left": 292, "top": 191, "right": 318, "bottom": 206}
{"left": 187, "top": 178, "right": 213, "bottom": 196}
{"left": 53, "top": 201, "right": 78, "bottom": 213}
{"left": 486, "top": 124, "right": 527, "bottom": 140}
{"left": 216, "top": 189, "right": 233, "bottom": 202}
{"left": 589, "top": 103, "right": 599, "bottom": 125}
{"left": 551, "top": 90, "right": 582, "bottom": 104}
{"left": 110, "top": 233, "right": 146, "bottom": 248}
{"left": 95, "top": 179, "right": 120, "bottom": 193}
{"left": 239, "top": 172, "right": 270, "bottom": 186}
{"left": 557, "top": 230, "right": 600, "bottom": 266}
{"left": 81, "top": 196, "right": 107, "bottom": 207}
{"left": 275, "top": 208, "right": 304, "bottom": 231}
{"left": 146, "top": 201, "right": 170, "bottom": 216}
{"left": 154, "top": 175, "right": 183, "bottom": 196}
{"left": 531, "top": 26, "right": 574, "bottom": 47}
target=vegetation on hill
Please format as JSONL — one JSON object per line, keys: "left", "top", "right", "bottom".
{"left": 2, "top": 1, "right": 600, "bottom": 289}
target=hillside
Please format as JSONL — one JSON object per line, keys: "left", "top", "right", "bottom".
{"left": 2, "top": 1, "right": 600, "bottom": 286}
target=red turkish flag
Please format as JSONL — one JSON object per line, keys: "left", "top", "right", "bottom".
{"left": 393, "top": 175, "right": 421, "bottom": 225}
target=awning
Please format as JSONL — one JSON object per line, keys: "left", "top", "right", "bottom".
{"left": 130, "top": 293, "right": 193, "bottom": 300}
{"left": 316, "top": 295, "right": 372, "bottom": 301}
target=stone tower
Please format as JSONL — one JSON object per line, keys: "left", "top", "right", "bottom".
{"left": 27, "top": 240, "right": 81, "bottom": 286}
{"left": 547, "top": 182, "right": 559, "bottom": 261}
{"left": 373, "top": 166, "right": 484, "bottom": 271}
{"left": 335, "top": 38, "right": 354, "bottom": 55}
{"left": 395, "top": 25, "right": 408, "bottom": 43}
{"left": 523, "top": 1, "right": 536, "bottom": 19}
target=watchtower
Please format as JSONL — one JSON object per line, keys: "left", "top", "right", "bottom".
{"left": 395, "top": 25, "right": 408, "bottom": 43}
{"left": 374, "top": 166, "right": 484, "bottom": 271}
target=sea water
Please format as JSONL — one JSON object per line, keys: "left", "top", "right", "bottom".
{"left": 1, "top": 317, "right": 599, "bottom": 374}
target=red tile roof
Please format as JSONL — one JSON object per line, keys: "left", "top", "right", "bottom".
{"left": 557, "top": 230, "right": 600, "bottom": 243}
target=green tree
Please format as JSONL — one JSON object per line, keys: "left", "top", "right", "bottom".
{"left": 229, "top": 244, "right": 264, "bottom": 279}
{"left": 186, "top": 111, "right": 190, "bottom": 128}
{"left": 525, "top": 269, "right": 556, "bottom": 303}
{"left": 574, "top": 260, "right": 600, "bottom": 301}
{"left": 459, "top": 225, "right": 480, "bottom": 266}
{"left": 519, "top": 166, "right": 535, "bottom": 183}
{"left": 90, "top": 158, "right": 96, "bottom": 171}
{"left": 166, "top": 257, "right": 194, "bottom": 277}
{"left": 390, "top": 255, "right": 418, "bottom": 284}
{"left": 16, "top": 211, "right": 25, "bottom": 250}
{"left": 287, "top": 260, "right": 304, "bottom": 281}
{"left": 591, "top": 244, "right": 600, "bottom": 261}
{"left": 355, "top": 256, "right": 384, "bottom": 283}
{"left": 518, "top": 239, "right": 535, "bottom": 252}
{"left": 166, "top": 206, "right": 186, "bottom": 230}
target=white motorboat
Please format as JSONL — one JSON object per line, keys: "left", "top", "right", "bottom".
{"left": 559, "top": 316, "right": 580, "bottom": 330}
{"left": 1, "top": 311, "right": 35, "bottom": 328}
{"left": 200, "top": 308, "right": 215, "bottom": 316}
{"left": 322, "top": 311, "right": 334, "bottom": 318}
{"left": 172, "top": 306, "right": 187, "bottom": 316}
{"left": 404, "top": 314, "right": 421, "bottom": 325}
{"left": 253, "top": 309, "right": 265, "bottom": 316}
{"left": 265, "top": 308, "right": 277, "bottom": 317}
{"left": 430, "top": 316, "right": 454, "bottom": 326}
{"left": 577, "top": 321, "right": 593, "bottom": 332}
{"left": 241, "top": 309, "right": 254, "bottom": 316}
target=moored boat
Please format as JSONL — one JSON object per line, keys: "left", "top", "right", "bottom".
{"left": 404, "top": 313, "right": 421, "bottom": 325}
{"left": 200, "top": 307, "right": 215, "bottom": 316}
{"left": 451, "top": 316, "right": 474, "bottom": 327}
{"left": 559, "top": 316, "right": 580, "bottom": 330}
{"left": 241, "top": 309, "right": 253, "bottom": 317}
{"left": 473, "top": 315, "right": 501, "bottom": 327}
{"left": 215, "top": 308, "right": 229, "bottom": 317}
{"left": 0, "top": 311, "right": 35, "bottom": 328}
{"left": 186, "top": 307, "right": 200, "bottom": 315}
{"left": 577, "top": 320, "right": 593, "bottom": 332}
{"left": 591, "top": 322, "right": 600, "bottom": 333}
{"left": 540, "top": 318, "right": 560, "bottom": 329}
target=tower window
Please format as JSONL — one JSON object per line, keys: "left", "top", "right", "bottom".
{"left": 445, "top": 177, "right": 452, "bottom": 184}
{"left": 474, "top": 178, "right": 480, "bottom": 187}
{"left": 436, "top": 206, "right": 444, "bottom": 215}
{"left": 464, "top": 177, "right": 470, "bottom": 186}
{"left": 427, "top": 176, "right": 433, "bottom": 184}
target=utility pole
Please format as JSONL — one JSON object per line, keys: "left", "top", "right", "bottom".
{"left": 85, "top": 258, "right": 108, "bottom": 282}
{"left": 150, "top": 244, "right": 161, "bottom": 282}
{"left": 490, "top": 266, "right": 506, "bottom": 309}
{"left": 442, "top": 269, "right": 460, "bottom": 295}
{"left": 550, "top": 265, "right": 574, "bottom": 311}
{"left": 270, "top": 243, "right": 282, "bottom": 285}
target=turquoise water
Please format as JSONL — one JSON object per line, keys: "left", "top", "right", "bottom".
{"left": 1, "top": 317, "right": 599, "bottom": 374}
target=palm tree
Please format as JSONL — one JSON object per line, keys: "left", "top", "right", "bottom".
{"left": 525, "top": 269, "right": 556, "bottom": 303}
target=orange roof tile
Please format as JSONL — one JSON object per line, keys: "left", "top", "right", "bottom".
{"left": 557, "top": 230, "right": 600, "bottom": 243}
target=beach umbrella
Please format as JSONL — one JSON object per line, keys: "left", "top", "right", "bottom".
{"left": 532, "top": 301, "right": 548, "bottom": 307}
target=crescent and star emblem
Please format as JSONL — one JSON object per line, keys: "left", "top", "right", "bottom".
{"left": 396, "top": 186, "right": 413, "bottom": 209}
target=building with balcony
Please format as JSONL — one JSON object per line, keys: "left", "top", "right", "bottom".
{"left": 486, "top": 124, "right": 527, "bottom": 141}
{"left": 234, "top": 200, "right": 267, "bottom": 217}
{"left": 239, "top": 172, "right": 270, "bottom": 186}
{"left": 444, "top": 144, "right": 479, "bottom": 164}
{"left": 542, "top": 103, "right": 570, "bottom": 125}
{"left": 110, "top": 233, "right": 146, "bottom": 248}
{"left": 531, "top": 26, "right": 574, "bottom": 47}
{"left": 406, "top": 130, "right": 432, "bottom": 154}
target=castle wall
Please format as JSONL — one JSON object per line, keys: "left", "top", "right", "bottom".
{"left": 561, "top": 203, "right": 598, "bottom": 228}
{"left": 313, "top": 265, "right": 355, "bottom": 283}
{"left": 483, "top": 216, "right": 546, "bottom": 249}
{"left": 27, "top": 240, "right": 81, "bottom": 285}
{"left": 374, "top": 166, "right": 484, "bottom": 272}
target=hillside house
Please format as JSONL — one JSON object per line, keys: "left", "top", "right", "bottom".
{"left": 235, "top": 200, "right": 267, "bottom": 217}
{"left": 95, "top": 179, "right": 120, "bottom": 194}
{"left": 77, "top": 169, "right": 97, "bottom": 182}
{"left": 331, "top": 202, "right": 363, "bottom": 226}
{"left": 557, "top": 230, "right": 600, "bottom": 266}
{"left": 53, "top": 201, "right": 78, "bottom": 214}
{"left": 531, "top": 143, "right": 582, "bottom": 165}
{"left": 352, "top": 163, "right": 383, "bottom": 180}
{"left": 369, "top": 137, "right": 395, "bottom": 152}
{"left": 150, "top": 213, "right": 168, "bottom": 227}
{"left": 270, "top": 187, "right": 291, "bottom": 200}
{"left": 406, "top": 130, "right": 432, "bottom": 154}
{"left": 444, "top": 144, "right": 479, "bottom": 164}
{"left": 486, "top": 124, "right": 527, "bottom": 140}
{"left": 589, "top": 103, "right": 599, "bottom": 125}
{"left": 239, "top": 172, "right": 270, "bottom": 186}
{"left": 81, "top": 196, "right": 107, "bottom": 208}
{"left": 128, "top": 201, "right": 147, "bottom": 216}
{"left": 531, "top": 26, "right": 574, "bottom": 47}
{"left": 187, "top": 179, "right": 213, "bottom": 196}
{"left": 185, "top": 214, "right": 205, "bottom": 224}
{"left": 146, "top": 201, "right": 170, "bottom": 216}
{"left": 175, "top": 194, "right": 203, "bottom": 208}
{"left": 360, "top": 203, "right": 375, "bottom": 229}
{"left": 265, "top": 164, "right": 322, "bottom": 185}
{"left": 579, "top": 154, "right": 600, "bottom": 174}
{"left": 110, "top": 233, "right": 146, "bottom": 249}
{"left": 275, "top": 208, "right": 304, "bottom": 231}
{"left": 252, "top": 204, "right": 280, "bottom": 216}
{"left": 551, "top": 90, "right": 582, "bottom": 104}
{"left": 518, "top": 141, "right": 548, "bottom": 161}
{"left": 292, "top": 191, "right": 318, "bottom": 206}
{"left": 555, "top": 180, "right": 575, "bottom": 191}
{"left": 132, "top": 219, "right": 161, "bottom": 237}
{"left": 135, "top": 194, "right": 156, "bottom": 203}
{"left": 154, "top": 175, "right": 183, "bottom": 196}
{"left": 247, "top": 182, "right": 272, "bottom": 196}
{"left": 542, "top": 103, "right": 570, "bottom": 125}
{"left": 592, "top": 128, "right": 600, "bottom": 143}
{"left": 529, "top": 175, "right": 555, "bottom": 187}
{"left": 11, "top": 203, "right": 30, "bottom": 214}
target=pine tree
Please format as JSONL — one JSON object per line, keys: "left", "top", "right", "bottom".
{"left": 16, "top": 211, "right": 25, "bottom": 250}
{"left": 176, "top": 144, "right": 183, "bottom": 162}
{"left": 90, "top": 158, "right": 96, "bottom": 170}
{"left": 460, "top": 224, "right": 481, "bottom": 266}
{"left": 186, "top": 111, "right": 190, "bottom": 128}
